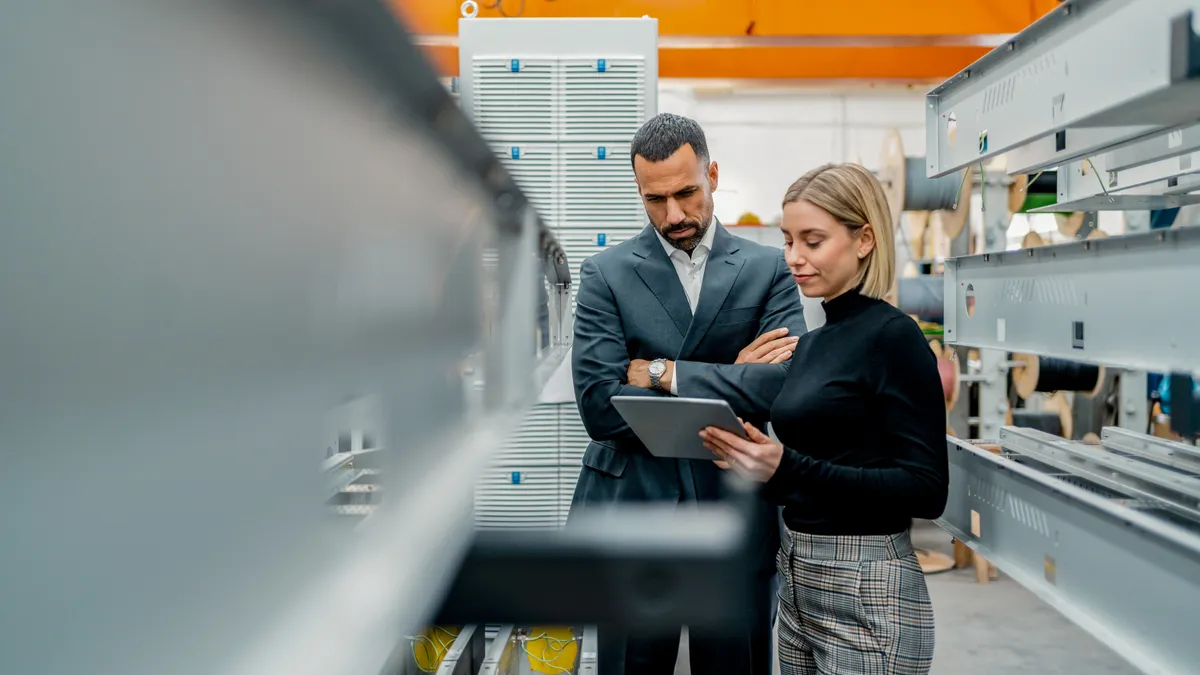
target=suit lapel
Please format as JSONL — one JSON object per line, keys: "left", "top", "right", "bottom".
{"left": 679, "top": 223, "right": 745, "bottom": 358}
{"left": 632, "top": 226, "right": 692, "bottom": 338}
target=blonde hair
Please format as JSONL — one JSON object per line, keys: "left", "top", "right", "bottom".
{"left": 781, "top": 163, "right": 895, "bottom": 300}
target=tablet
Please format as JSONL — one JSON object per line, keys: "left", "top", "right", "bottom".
{"left": 611, "top": 396, "right": 749, "bottom": 460}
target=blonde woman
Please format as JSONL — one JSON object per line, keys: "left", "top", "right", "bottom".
{"left": 700, "top": 163, "right": 948, "bottom": 674}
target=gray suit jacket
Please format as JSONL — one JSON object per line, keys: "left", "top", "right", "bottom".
{"left": 569, "top": 222, "right": 807, "bottom": 510}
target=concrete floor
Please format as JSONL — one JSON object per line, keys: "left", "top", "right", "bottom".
{"left": 674, "top": 520, "right": 1138, "bottom": 674}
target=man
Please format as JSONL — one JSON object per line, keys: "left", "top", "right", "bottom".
{"left": 569, "top": 113, "right": 807, "bottom": 675}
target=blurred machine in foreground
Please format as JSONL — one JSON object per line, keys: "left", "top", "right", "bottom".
{"left": 927, "top": 2, "right": 1200, "bottom": 673}
{"left": 0, "top": 1, "right": 572, "bottom": 674}
{"left": 0, "top": 3, "right": 762, "bottom": 675}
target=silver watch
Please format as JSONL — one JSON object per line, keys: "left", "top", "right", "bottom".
{"left": 648, "top": 358, "right": 667, "bottom": 391}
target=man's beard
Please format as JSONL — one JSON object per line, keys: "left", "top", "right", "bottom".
{"left": 659, "top": 218, "right": 708, "bottom": 253}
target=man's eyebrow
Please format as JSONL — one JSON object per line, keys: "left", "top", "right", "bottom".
{"left": 644, "top": 184, "right": 700, "bottom": 198}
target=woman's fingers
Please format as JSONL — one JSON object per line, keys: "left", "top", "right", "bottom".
{"left": 742, "top": 420, "right": 769, "bottom": 443}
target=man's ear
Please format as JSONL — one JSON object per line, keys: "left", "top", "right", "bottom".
{"left": 707, "top": 160, "right": 719, "bottom": 192}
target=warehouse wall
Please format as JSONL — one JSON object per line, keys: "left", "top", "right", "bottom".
{"left": 659, "top": 84, "right": 928, "bottom": 225}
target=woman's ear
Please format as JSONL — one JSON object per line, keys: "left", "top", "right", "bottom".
{"left": 857, "top": 224, "right": 876, "bottom": 260}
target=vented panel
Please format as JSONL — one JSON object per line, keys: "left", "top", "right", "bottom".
{"left": 496, "top": 143, "right": 558, "bottom": 226}
{"left": 470, "top": 57, "right": 556, "bottom": 141}
{"left": 559, "top": 57, "right": 647, "bottom": 140}
{"left": 559, "top": 144, "right": 644, "bottom": 227}
{"left": 557, "top": 404, "right": 589, "bottom": 525}
{"left": 556, "top": 226, "right": 645, "bottom": 290}
{"left": 474, "top": 404, "right": 559, "bottom": 529}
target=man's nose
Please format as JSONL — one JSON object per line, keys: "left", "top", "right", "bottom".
{"left": 665, "top": 199, "right": 686, "bottom": 224}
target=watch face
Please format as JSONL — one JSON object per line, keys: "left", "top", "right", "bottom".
{"left": 648, "top": 360, "right": 665, "bottom": 377}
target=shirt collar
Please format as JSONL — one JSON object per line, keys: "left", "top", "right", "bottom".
{"left": 655, "top": 219, "right": 716, "bottom": 260}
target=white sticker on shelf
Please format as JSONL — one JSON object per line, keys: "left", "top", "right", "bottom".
{"left": 996, "top": 318, "right": 1006, "bottom": 343}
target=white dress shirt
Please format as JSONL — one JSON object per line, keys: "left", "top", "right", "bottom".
{"left": 653, "top": 222, "right": 716, "bottom": 394}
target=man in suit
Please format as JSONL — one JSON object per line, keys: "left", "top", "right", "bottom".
{"left": 569, "top": 113, "right": 808, "bottom": 675}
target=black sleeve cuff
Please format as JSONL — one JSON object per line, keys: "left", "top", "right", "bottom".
{"left": 761, "top": 445, "right": 804, "bottom": 504}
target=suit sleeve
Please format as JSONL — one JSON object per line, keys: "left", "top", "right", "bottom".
{"left": 673, "top": 254, "right": 807, "bottom": 418}
{"left": 761, "top": 315, "right": 950, "bottom": 519}
{"left": 572, "top": 257, "right": 668, "bottom": 443}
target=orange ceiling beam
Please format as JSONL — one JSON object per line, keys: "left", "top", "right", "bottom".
{"left": 392, "top": 0, "right": 1058, "bottom": 80}
{"left": 419, "top": 44, "right": 993, "bottom": 81}
{"left": 392, "top": 0, "right": 1056, "bottom": 37}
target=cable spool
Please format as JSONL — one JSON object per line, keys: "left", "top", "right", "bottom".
{"left": 1012, "top": 353, "right": 1106, "bottom": 399}
{"left": 1011, "top": 410, "right": 1065, "bottom": 436}
{"left": 1086, "top": 228, "right": 1108, "bottom": 240}
{"left": 1010, "top": 170, "right": 1086, "bottom": 236}
{"left": 1021, "top": 230, "right": 1046, "bottom": 248}
{"left": 928, "top": 339, "right": 944, "bottom": 359}
{"left": 903, "top": 211, "right": 932, "bottom": 260}
{"left": 897, "top": 276, "right": 944, "bottom": 322}
{"left": 880, "top": 130, "right": 971, "bottom": 255}
{"left": 1055, "top": 212, "right": 1087, "bottom": 237}
{"left": 1082, "top": 432, "right": 1101, "bottom": 445}
{"left": 939, "top": 358, "right": 960, "bottom": 410}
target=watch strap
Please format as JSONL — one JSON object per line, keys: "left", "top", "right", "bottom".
{"left": 649, "top": 358, "right": 665, "bottom": 391}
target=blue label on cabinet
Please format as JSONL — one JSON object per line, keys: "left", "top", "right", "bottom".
{"left": 510, "top": 59, "right": 520, "bottom": 72}
{"left": 597, "top": 59, "right": 607, "bottom": 72}
{"left": 511, "top": 471, "right": 522, "bottom": 484}
{"left": 597, "top": 233, "right": 607, "bottom": 246}
{"left": 597, "top": 146, "right": 607, "bottom": 160}
{"left": 511, "top": 146, "right": 520, "bottom": 159}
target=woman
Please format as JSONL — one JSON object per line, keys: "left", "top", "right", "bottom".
{"left": 700, "top": 163, "right": 948, "bottom": 674}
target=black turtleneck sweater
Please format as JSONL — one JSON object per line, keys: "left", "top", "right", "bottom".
{"left": 763, "top": 289, "right": 949, "bottom": 536}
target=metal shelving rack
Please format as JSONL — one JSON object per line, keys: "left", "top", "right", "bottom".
{"left": 932, "top": 2, "right": 1200, "bottom": 673}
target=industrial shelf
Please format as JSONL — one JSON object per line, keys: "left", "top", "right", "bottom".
{"left": 925, "top": 0, "right": 1200, "bottom": 178}
{"left": 939, "top": 432, "right": 1200, "bottom": 675}
{"left": 943, "top": 226, "right": 1200, "bottom": 375}
{"left": 1027, "top": 151, "right": 1200, "bottom": 212}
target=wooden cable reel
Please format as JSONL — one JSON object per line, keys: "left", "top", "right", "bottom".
{"left": 1008, "top": 392, "right": 1075, "bottom": 439}
{"left": 1021, "top": 230, "right": 1046, "bottom": 248}
{"left": 929, "top": 339, "right": 960, "bottom": 411}
{"left": 1011, "top": 353, "right": 1106, "bottom": 400}
{"left": 1010, "top": 169, "right": 1086, "bottom": 236}
{"left": 880, "top": 129, "right": 971, "bottom": 260}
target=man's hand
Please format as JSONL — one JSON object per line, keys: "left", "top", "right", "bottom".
{"left": 628, "top": 359, "right": 674, "bottom": 392}
{"left": 735, "top": 328, "right": 800, "bottom": 365}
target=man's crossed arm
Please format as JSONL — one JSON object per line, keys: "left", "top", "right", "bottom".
{"left": 574, "top": 255, "right": 807, "bottom": 444}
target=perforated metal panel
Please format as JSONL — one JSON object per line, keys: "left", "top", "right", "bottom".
{"left": 555, "top": 226, "right": 645, "bottom": 298}
{"left": 472, "top": 402, "right": 594, "bottom": 529}
{"left": 470, "top": 57, "right": 556, "bottom": 141}
{"left": 496, "top": 143, "right": 558, "bottom": 226}
{"left": 559, "top": 57, "right": 647, "bottom": 140}
{"left": 475, "top": 404, "right": 561, "bottom": 530}
{"left": 461, "top": 21, "right": 657, "bottom": 531}
{"left": 557, "top": 404, "right": 590, "bottom": 524}
{"left": 559, "top": 143, "right": 643, "bottom": 228}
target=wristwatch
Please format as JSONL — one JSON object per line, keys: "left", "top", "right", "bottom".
{"left": 648, "top": 358, "right": 667, "bottom": 392}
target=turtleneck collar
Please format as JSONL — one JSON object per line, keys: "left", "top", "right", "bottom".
{"left": 821, "top": 286, "right": 875, "bottom": 324}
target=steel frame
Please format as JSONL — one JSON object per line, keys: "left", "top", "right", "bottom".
{"left": 925, "top": 0, "right": 1200, "bottom": 178}
{"left": 943, "top": 227, "right": 1200, "bottom": 375}
{"left": 938, "top": 434, "right": 1200, "bottom": 675}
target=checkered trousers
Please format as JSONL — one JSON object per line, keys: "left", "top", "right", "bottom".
{"left": 775, "top": 528, "right": 935, "bottom": 674}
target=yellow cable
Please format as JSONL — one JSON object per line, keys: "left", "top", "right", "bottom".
{"left": 524, "top": 627, "right": 578, "bottom": 674}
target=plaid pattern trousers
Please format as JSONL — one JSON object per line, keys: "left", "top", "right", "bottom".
{"left": 775, "top": 527, "right": 935, "bottom": 674}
